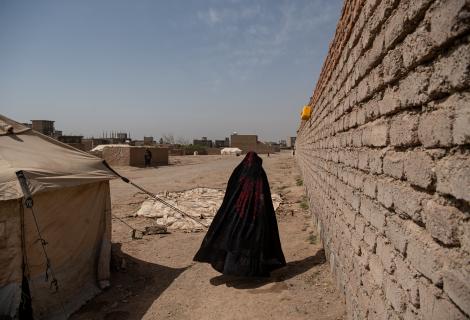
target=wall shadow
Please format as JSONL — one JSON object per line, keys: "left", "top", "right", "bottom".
{"left": 209, "top": 248, "right": 326, "bottom": 290}
{"left": 71, "top": 243, "right": 189, "bottom": 320}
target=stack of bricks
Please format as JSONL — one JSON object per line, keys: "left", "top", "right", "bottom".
{"left": 296, "top": 0, "right": 469, "bottom": 319}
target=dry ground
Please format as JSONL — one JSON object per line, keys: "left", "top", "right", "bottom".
{"left": 71, "top": 151, "right": 345, "bottom": 320}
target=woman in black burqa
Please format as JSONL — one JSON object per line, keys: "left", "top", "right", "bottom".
{"left": 193, "top": 151, "right": 286, "bottom": 277}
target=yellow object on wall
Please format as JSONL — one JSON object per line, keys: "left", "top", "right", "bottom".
{"left": 301, "top": 105, "right": 312, "bottom": 120}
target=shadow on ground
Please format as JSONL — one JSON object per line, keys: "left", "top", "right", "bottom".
{"left": 209, "top": 248, "right": 326, "bottom": 289}
{"left": 71, "top": 243, "right": 190, "bottom": 320}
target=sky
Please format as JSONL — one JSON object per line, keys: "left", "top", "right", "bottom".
{"left": 0, "top": 0, "right": 342, "bottom": 142}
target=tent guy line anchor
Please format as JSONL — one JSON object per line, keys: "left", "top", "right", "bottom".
{"left": 111, "top": 214, "right": 145, "bottom": 240}
{"left": 102, "top": 160, "right": 208, "bottom": 229}
{"left": 16, "top": 170, "right": 68, "bottom": 320}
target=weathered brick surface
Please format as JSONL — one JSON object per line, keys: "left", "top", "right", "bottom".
{"left": 383, "top": 151, "right": 404, "bottom": 179}
{"left": 296, "top": 0, "right": 470, "bottom": 318}
{"left": 453, "top": 93, "right": 470, "bottom": 145}
{"left": 404, "top": 150, "right": 434, "bottom": 189}
{"left": 435, "top": 154, "right": 470, "bottom": 202}
{"left": 418, "top": 107, "right": 453, "bottom": 148}
{"left": 419, "top": 278, "right": 468, "bottom": 320}
{"left": 423, "top": 200, "right": 463, "bottom": 246}
{"left": 394, "top": 257, "right": 420, "bottom": 307}
{"left": 384, "top": 274, "right": 407, "bottom": 312}
{"left": 390, "top": 113, "right": 419, "bottom": 146}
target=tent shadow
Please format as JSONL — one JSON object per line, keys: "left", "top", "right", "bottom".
{"left": 6, "top": 134, "right": 24, "bottom": 142}
{"left": 209, "top": 248, "right": 326, "bottom": 290}
{"left": 71, "top": 243, "right": 190, "bottom": 320}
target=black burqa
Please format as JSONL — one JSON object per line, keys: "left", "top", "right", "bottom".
{"left": 193, "top": 151, "right": 286, "bottom": 277}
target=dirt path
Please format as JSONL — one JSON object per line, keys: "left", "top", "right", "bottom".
{"left": 71, "top": 152, "right": 345, "bottom": 320}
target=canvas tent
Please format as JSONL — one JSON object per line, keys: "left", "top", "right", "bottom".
{"left": 220, "top": 148, "right": 242, "bottom": 156}
{"left": 0, "top": 115, "right": 116, "bottom": 319}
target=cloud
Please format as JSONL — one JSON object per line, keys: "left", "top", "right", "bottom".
{"left": 196, "top": 1, "right": 340, "bottom": 80}
{"left": 240, "top": 5, "right": 261, "bottom": 19}
{"left": 197, "top": 4, "right": 261, "bottom": 26}
{"left": 207, "top": 8, "right": 221, "bottom": 24}
{"left": 197, "top": 7, "right": 221, "bottom": 26}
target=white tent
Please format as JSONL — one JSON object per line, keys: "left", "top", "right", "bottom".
{"left": 91, "top": 144, "right": 129, "bottom": 152}
{"left": 0, "top": 115, "right": 115, "bottom": 319}
{"left": 220, "top": 148, "right": 242, "bottom": 156}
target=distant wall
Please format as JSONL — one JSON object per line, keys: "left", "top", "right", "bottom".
{"left": 231, "top": 135, "right": 277, "bottom": 154}
{"left": 296, "top": 0, "right": 470, "bottom": 319}
{"left": 205, "top": 147, "right": 222, "bottom": 155}
{"left": 103, "top": 147, "right": 169, "bottom": 167}
{"left": 169, "top": 148, "right": 185, "bottom": 156}
{"left": 230, "top": 134, "right": 258, "bottom": 152}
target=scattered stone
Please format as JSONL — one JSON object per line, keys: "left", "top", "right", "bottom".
{"left": 143, "top": 225, "right": 169, "bottom": 235}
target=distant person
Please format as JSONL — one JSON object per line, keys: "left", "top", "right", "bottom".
{"left": 194, "top": 151, "right": 286, "bottom": 277}
{"left": 144, "top": 148, "right": 152, "bottom": 167}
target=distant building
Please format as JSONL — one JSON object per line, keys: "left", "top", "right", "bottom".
{"left": 143, "top": 136, "right": 155, "bottom": 146}
{"left": 214, "top": 137, "right": 230, "bottom": 148}
{"left": 53, "top": 130, "right": 63, "bottom": 139}
{"left": 279, "top": 140, "right": 287, "bottom": 148}
{"left": 289, "top": 137, "right": 296, "bottom": 148}
{"left": 82, "top": 138, "right": 109, "bottom": 151}
{"left": 59, "top": 135, "right": 82, "bottom": 144}
{"left": 266, "top": 142, "right": 281, "bottom": 153}
{"left": 133, "top": 140, "right": 143, "bottom": 146}
{"left": 116, "top": 132, "right": 128, "bottom": 140}
{"left": 230, "top": 134, "right": 276, "bottom": 154}
{"left": 58, "top": 135, "right": 84, "bottom": 150}
{"left": 31, "top": 120, "right": 55, "bottom": 136}
{"left": 133, "top": 137, "right": 156, "bottom": 147}
{"left": 100, "top": 131, "right": 130, "bottom": 144}
{"left": 230, "top": 134, "right": 257, "bottom": 149}
{"left": 193, "top": 137, "right": 213, "bottom": 148}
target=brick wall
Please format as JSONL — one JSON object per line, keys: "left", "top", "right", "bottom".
{"left": 296, "top": 0, "right": 469, "bottom": 319}
{"left": 103, "top": 146, "right": 169, "bottom": 167}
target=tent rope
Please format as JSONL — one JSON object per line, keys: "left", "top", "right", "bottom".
{"left": 111, "top": 214, "right": 145, "bottom": 240}
{"left": 16, "top": 171, "right": 68, "bottom": 320}
{"left": 19, "top": 199, "right": 33, "bottom": 318}
{"left": 102, "top": 160, "right": 207, "bottom": 229}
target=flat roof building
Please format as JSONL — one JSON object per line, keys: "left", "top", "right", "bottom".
{"left": 193, "top": 137, "right": 213, "bottom": 148}
{"left": 31, "top": 120, "right": 55, "bottom": 136}
{"left": 230, "top": 134, "right": 276, "bottom": 154}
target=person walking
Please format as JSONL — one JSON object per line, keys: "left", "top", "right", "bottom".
{"left": 144, "top": 148, "right": 152, "bottom": 168}
{"left": 194, "top": 151, "right": 286, "bottom": 277}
